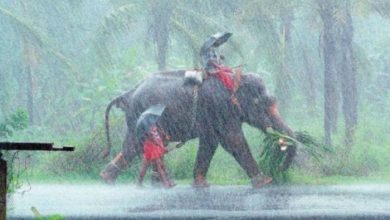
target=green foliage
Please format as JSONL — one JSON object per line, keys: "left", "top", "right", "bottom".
{"left": 0, "top": 110, "right": 29, "bottom": 138}
{"left": 165, "top": 141, "right": 198, "bottom": 180}
{"left": 259, "top": 129, "right": 333, "bottom": 183}
{"left": 259, "top": 131, "right": 289, "bottom": 183}
{"left": 32, "top": 206, "right": 64, "bottom": 220}
{"left": 0, "top": 109, "right": 29, "bottom": 194}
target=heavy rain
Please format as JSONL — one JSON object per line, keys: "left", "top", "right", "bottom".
{"left": 0, "top": 0, "right": 389, "bottom": 219}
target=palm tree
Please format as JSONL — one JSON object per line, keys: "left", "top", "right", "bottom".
{"left": 95, "top": 0, "right": 230, "bottom": 72}
{"left": 318, "top": 0, "right": 390, "bottom": 147}
{"left": 237, "top": 0, "right": 301, "bottom": 116}
{"left": 0, "top": 3, "right": 75, "bottom": 124}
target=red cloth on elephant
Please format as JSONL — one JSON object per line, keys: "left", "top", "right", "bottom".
{"left": 143, "top": 127, "right": 166, "bottom": 161}
{"left": 209, "top": 63, "right": 235, "bottom": 92}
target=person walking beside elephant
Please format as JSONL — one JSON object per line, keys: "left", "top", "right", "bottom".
{"left": 138, "top": 124, "right": 175, "bottom": 188}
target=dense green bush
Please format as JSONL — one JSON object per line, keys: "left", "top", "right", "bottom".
{"left": 0, "top": 110, "right": 29, "bottom": 193}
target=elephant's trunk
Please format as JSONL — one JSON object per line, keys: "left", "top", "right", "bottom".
{"left": 267, "top": 102, "right": 296, "bottom": 171}
{"left": 267, "top": 102, "right": 292, "bottom": 134}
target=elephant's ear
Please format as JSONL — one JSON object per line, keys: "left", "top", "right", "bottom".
{"left": 265, "top": 96, "right": 284, "bottom": 120}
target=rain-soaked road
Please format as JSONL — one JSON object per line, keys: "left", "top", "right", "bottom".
{"left": 7, "top": 184, "right": 390, "bottom": 219}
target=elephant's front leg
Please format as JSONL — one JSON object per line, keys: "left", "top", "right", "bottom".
{"left": 193, "top": 131, "right": 219, "bottom": 187}
{"left": 219, "top": 124, "right": 273, "bottom": 188}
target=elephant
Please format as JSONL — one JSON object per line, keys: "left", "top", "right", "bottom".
{"left": 100, "top": 69, "right": 296, "bottom": 187}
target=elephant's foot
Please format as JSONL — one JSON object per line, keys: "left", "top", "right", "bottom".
{"left": 192, "top": 174, "right": 210, "bottom": 188}
{"left": 251, "top": 173, "right": 273, "bottom": 188}
{"left": 100, "top": 152, "right": 127, "bottom": 185}
{"left": 100, "top": 167, "right": 118, "bottom": 185}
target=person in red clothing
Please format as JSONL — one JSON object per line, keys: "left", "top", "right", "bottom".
{"left": 207, "top": 61, "right": 235, "bottom": 92}
{"left": 138, "top": 125, "right": 175, "bottom": 188}
{"left": 200, "top": 32, "right": 237, "bottom": 94}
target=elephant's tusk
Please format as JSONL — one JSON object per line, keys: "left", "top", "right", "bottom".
{"left": 278, "top": 138, "right": 288, "bottom": 151}
{"left": 280, "top": 145, "right": 288, "bottom": 151}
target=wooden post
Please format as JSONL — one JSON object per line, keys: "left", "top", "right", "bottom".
{"left": 0, "top": 153, "right": 6, "bottom": 220}
{"left": 0, "top": 142, "right": 74, "bottom": 219}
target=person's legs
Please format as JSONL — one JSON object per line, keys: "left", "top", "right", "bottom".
{"left": 155, "top": 158, "right": 172, "bottom": 187}
{"left": 138, "top": 158, "right": 150, "bottom": 186}
{"left": 160, "top": 157, "right": 176, "bottom": 186}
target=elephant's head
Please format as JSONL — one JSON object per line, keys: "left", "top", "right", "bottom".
{"left": 237, "top": 73, "right": 296, "bottom": 170}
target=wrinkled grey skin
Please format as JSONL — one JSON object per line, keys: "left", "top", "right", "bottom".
{"left": 102, "top": 70, "right": 295, "bottom": 184}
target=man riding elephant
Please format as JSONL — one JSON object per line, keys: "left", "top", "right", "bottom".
{"left": 100, "top": 33, "right": 296, "bottom": 187}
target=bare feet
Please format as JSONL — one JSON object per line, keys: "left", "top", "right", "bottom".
{"left": 251, "top": 174, "right": 273, "bottom": 188}
{"left": 192, "top": 175, "right": 210, "bottom": 188}
{"left": 164, "top": 182, "right": 176, "bottom": 188}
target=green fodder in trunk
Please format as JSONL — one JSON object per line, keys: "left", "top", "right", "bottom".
{"left": 258, "top": 130, "right": 333, "bottom": 183}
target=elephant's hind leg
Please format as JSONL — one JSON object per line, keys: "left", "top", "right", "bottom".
{"left": 100, "top": 152, "right": 127, "bottom": 184}
{"left": 100, "top": 131, "right": 139, "bottom": 184}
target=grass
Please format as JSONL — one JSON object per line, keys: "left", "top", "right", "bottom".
{"left": 290, "top": 170, "right": 390, "bottom": 185}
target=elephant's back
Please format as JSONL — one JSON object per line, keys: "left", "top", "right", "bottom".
{"left": 132, "top": 70, "right": 189, "bottom": 101}
{"left": 130, "top": 70, "right": 196, "bottom": 140}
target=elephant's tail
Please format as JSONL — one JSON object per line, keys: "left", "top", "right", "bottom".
{"left": 101, "top": 97, "right": 119, "bottom": 159}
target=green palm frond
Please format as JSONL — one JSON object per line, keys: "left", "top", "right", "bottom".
{"left": 259, "top": 129, "right": 333, "bottom": 183}
{"left": 174, "top": 6, "right": 229, "bottom": 32}
{"left": 0, "top": 6, "right": 45, "bottom": 46}
{"left": 0, "top": 5, "right": 78, "bottom": 76}
{"left": 100, "top": 4, "right": 137, "bottom": 34}
{"left": 93, "top": 3, "right": 138, "bottom": 71}
{"left": 170, "top": 19, "right": 200, "bottom": 51}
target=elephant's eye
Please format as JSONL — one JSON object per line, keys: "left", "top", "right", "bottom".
{"left": 253, "top": 98, "right": 260, "bottom": 105}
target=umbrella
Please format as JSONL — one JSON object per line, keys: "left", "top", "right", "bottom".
{"left": 200, "top": 32, "right": 233, "bottom": 69}
{"left": 135, "top": 104, "right": 166, "bottom": 142}
{"left": 211, "top": 32, "right": 233, "bottom": 47}
{"left": 201, "top": 32, "right": 233, "bottom": 50}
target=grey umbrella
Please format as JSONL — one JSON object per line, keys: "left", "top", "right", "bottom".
{"left": 201, "top": 32, "right": 232, "bottom": 50}
{"left": 135, "top": 104, "right": 166, "bottom": 142}
{"left": 200, "top": 32, "right": 233, "bottom": 71}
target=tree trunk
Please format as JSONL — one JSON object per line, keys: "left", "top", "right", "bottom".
{"left": 301, "top": 47, "right": 317, "bottom": 116}
{"left": 151, "top": 0, "right": 172, "bottom": 71}
{"left": 275, "top": 8, "right": 293, "bottom": 117}
{"left": 25, "top": 64, "right": 34, "bottom": 124}
{"left": 22, "top": 38, "right": 35, "bottom": 125}
{"left": 318, "top": 0, "right": 357, "bottom": 148}
{"left": 0, "top": 70, "right": 7, "bottom": 118}
{"left": 0, "top": 156, "right": 6, "bottom": 220}
{"left": 340, "top": 0, "right": 357, "bottom": 149}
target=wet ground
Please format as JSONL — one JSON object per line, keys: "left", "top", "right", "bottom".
{"left": 7, "top": 184, "right": 390, "bottom": 219}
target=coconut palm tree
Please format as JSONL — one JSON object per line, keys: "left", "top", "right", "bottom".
{"left": 318, "top": 0, "right": 390, "bottom": 147}
{"left": 236, "top": 0, "right": 302, "bottom": 116}
{"left": 95, "top": 0, "right": 231, "bottom": 72}
{"left": 0, "top": 3, "right": 75, "bottom": 124}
